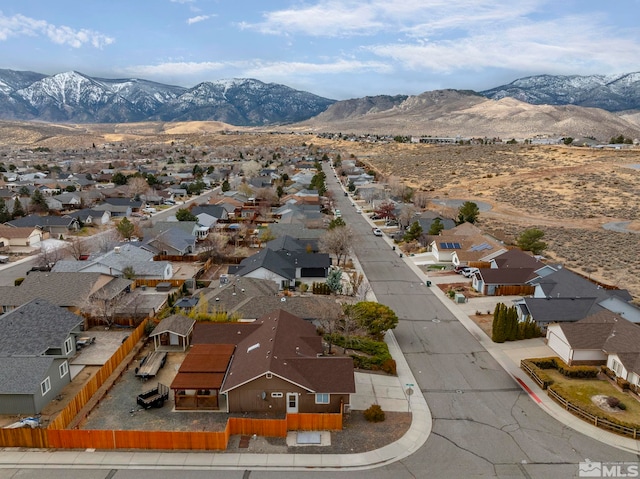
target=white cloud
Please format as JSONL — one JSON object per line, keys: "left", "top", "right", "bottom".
{"left": 187, "top": 15, "right": 212, "bottom": 25}
{"left": 368, "top": 15, "right": 640, "bottom": 75}
{"left": 124, "top": 61, "right": 226, "bottom": 77}
{"left": 240, "top": 0, "right": 540, "bottom": 37}
{"left": 243, "top": 59, "right": 393, "bottom": 78}
{"left": 0, "top": 12, "right": 113, "bottom": 48}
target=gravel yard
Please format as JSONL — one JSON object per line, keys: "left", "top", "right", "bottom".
{"left": 78, "top": 341, "right": 412, "bottom": 453}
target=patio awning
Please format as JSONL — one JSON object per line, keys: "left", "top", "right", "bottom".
{"left": 171, "top": 372, "right": 225, "bottom": 390}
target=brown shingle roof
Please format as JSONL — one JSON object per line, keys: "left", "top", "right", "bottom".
{"left": 193, "top": 309, "right": 355, "bottom": 395}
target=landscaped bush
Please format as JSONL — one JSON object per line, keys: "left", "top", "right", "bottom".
{"left": 606, "top": 396, "right": 620, "bottom": 408}
{"left": 556, "top": 363, "right": 599, "bottom": 379}
{"left": 14, "top": 277, "right": 24, "bottom": 286}
{"left": 528, "top": 357, "right": 598, "bottom": 378}
{"left": 601, "top": 366, "right": 616, "bottom": 379}
{"left": 328, "top": 334, "right": 394, "bottom": 373}
{"left": 616, "top": 377, "right": 631, "bottom": 391}
{"left": 363, "top": 404, "right": 385, "bottom": 422}
{"left": 521, "top": 359, "right": 555, "bottom": 389}
{"left": 529, "top": 357, "right": 557, "bottom": 369}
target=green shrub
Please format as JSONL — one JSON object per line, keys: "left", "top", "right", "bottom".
{"left": 14, "top": 277, "right": 25, "bottom": 286}
{"left": 618, "top": 402, "right": 627, "bottom": 411}
{"left": 363, "top": 404, "right": 385, "bottom": 422}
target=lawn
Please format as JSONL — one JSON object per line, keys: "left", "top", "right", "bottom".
{"left": 545, "top": 369, "right": 640, "bottom": 425}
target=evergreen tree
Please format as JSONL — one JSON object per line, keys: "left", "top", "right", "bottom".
{"left": 428, "top": 218, "right": 444, "bottom": 235}
{"left": 221, "top": 179, "right": 230, "bottom": 192}
{"left": 492, "top": 303, "right": 506, "bottom": 343}
{"left": 0, "top": 198, "right": 11, "bottom": 223}
{"left": 11, "top": 199, "right": 25, "bottom": 219}
{"left": 30, "top": 189, "right": 49, "bottom": 213}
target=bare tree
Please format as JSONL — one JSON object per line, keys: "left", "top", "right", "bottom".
{"left": 127, "top": 176, "right": 149, "bottom": 199}
{"left": 317, "top": 303, "right": 342, "bottom": 355}
{"left": 241, "top": 160, "right": 261, "bottom": 179}
{"left": 320, "top": 225, "right": 353, "bottom": 266}
{"left": 199, "top": 232, "right": 228, "bottom": 262}
{"left": 66, "top": 236, "right": 91, "bottom": 260}
{"left": 413, "top": 191, "right": 430, "bottom": 209}
{"left": 37, "top": 243, "right": 66, "bottom": 267}
{"left": 96, "top": 229, "right": 121, "bottom": 253}
{"left": 340, "top": 303, "right": 364, "bottom": 354}
{"left": 398, "top": 204, "right": 418, "bottom": 230}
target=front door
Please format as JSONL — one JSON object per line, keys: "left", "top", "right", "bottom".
{"left": 286, "top": 393, "right": 298, "bottom": 413}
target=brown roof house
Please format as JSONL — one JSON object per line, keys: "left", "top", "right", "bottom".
{"left": 0, "top": 225, "right": 43, "bottom": 249}
{"left": 428, "top": 222, "right": 507, "bottom": 266}
{"left": 186, "top": 309, "right": 355, "bottom": 414}
{"left": 547, "top": 311, "right": 640, "bottom": 388}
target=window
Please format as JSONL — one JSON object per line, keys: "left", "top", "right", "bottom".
{"left": 271, "top": 392, "right": 283, "bottom": 398}
{"left": 64, "top": 337, "right": 73, "bottom": 355}
{"left": 59, "top": 361, "right": 69, "bottom": 379}
{"left": 612, "top": 359, "right": 623, "bottom": 376}
{"left": 266, "top": 372, "right": 272, "bottom": 379}
{"left": 41, "top": 377, "right": 51, "bottom": 396}
{"left": 315, "top": 393, "right": 330, "bottom": 404}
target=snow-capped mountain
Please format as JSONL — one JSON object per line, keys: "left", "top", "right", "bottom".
{"left": 0, "top": 69, "right": 335, "bottom": 125}
{"left": 481, "top": 73, "right": 640, "bottom": 111}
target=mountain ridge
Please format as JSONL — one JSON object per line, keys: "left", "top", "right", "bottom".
{"left": 1, "top": 69, "right": 640, "bottom": 140}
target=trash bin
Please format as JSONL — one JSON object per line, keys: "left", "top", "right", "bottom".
{"left": 426, "top": 281, "right": 432, "bottom": 287}
{"left": 399, "top": 253, "right": 403, "bottom": 258}
{"left": 392, "top": 246, "right": 396, "bottom": 251}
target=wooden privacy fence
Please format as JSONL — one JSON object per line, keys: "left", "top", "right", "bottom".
{"left": 135, "top": 279, "right": 185, "bottom": 288}
{"left": 48, "top": 428, "right": 231, "bottom": 451}
{"left": 494, "top": 285, "right": 536, "bottom": 296}
{"left": 48, "top": 319, "right": 149, "bottom": 431}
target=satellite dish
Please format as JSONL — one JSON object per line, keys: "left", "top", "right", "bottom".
{"left": 281, "top": 297, "right": 286, "bottom": 302}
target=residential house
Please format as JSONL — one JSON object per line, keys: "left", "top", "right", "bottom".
{"left": 472, "top": 249, "right": 548, "bottom": 295}
{"left": 229, "top": 237, "right": 331, "bottom": 289}
{"left": 53, "top": 243, "right": 173, "bottom": 280}
{"left": 0, "top": 299, "right": 84, "bottom": 414}
{"left": 0, "top": 272, "right": 130, "bottom": 317}
{"left": 6, "top": 214, "right": 79, "bottom": 238}
{"left": 67, "top": 208, "right": 111, "bottom": 226}
{"left": 515, "top": 267, "right": 640, "bottom": 329}
{"left": 427, "top": 223, "right": 507, "bottom": 265}
{"left": 199, "top": 276, "right": 342, "bottom": 320}
{"left": 415, "top": 211, "right": 456, "bottom": 235}
{"left": 93, "top": 197, "right": 143, "bottom": 217}
{"left": 141, "top": 222, "right": 197, "bottom": 256}
{"left": 0, "top": 225, "right": 43, "bottom": 248}
{"left": 546, "top": 310, "right": 640, "bottom": 388}
{"left": 181, "top": 309, "right": 355, "bottom": 413}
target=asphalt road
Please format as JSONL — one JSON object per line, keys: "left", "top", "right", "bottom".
{"left": 0, "top": 168, "right": 636, "bottom": 478}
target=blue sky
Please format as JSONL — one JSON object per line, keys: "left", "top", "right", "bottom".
{"left": 1, "top": 0, "right": 639, "bottom": 100}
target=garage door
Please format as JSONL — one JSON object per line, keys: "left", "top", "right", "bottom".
{"left": 547, "top": 331, "right": 571, "bottom": 364}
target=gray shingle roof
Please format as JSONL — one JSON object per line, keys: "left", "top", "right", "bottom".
{"left": 150, "top": 314, "right": 195, "bottom": 338}
{"left": 0, "top": 272, "right": 106, "bottom": 308}
{"left": 0, "top": 298, "right": 83, "bottom": 356}
{"left": 523, "top": 297, "right": 600, "bottom": 323}
{"left": 0, "top": 356, "right": 55, "bottom": 394}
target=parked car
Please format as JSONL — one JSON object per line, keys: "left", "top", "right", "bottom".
{"left": 372, "top": 228, "right": 383, "bottom": 236}
{"left": 461, "top": 267, "right": 479, "bottom": 278}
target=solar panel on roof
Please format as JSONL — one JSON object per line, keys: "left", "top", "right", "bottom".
{"left": 452, "top": 242, "right": 461, "bottom": 249}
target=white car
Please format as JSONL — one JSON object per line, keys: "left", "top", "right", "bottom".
{"left": 372, "top": 228, "right": 383, "bottom": 236}
{"left": 462, "top": 267, "right": 479, "bottom": 278}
